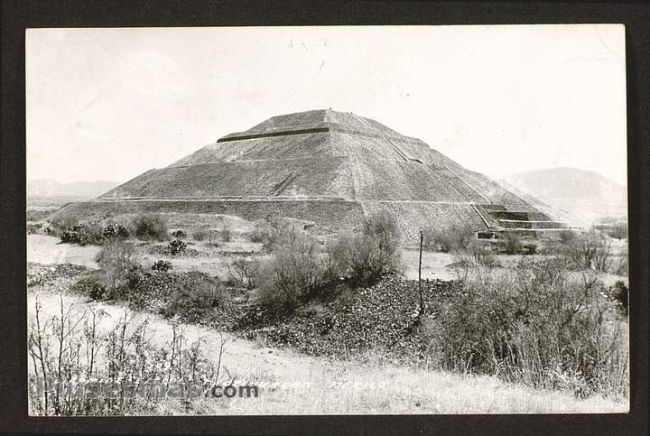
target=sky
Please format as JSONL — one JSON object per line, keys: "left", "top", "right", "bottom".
{"left": 26, "top": 25, "right": 627, "bottom": 186}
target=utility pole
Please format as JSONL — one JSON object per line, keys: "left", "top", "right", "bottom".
{"left": 418, "top": 230, "right": 424, "bottom": 316}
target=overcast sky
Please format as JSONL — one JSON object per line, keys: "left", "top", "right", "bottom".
{"left": 26, "top": 25, "right": 626, "bottom": 186}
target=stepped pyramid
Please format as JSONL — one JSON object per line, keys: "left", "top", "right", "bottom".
{"left": 56, "top": 109, "right": 567, "bottom": 243}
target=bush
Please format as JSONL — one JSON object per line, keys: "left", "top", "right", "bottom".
{"left": 165, "top": 239, "right": 187, "bottom": 256}
{"left": 131, "top": 214, "right": 168, "bottom": 241}
{"left": 249, "top": 228, "right": 268, "bottom": 243}
{"left": 49, "top": 214, "right": 79, "bottom": 232}
{"left": 228, "top": 257, "right": 258, "bottom": 289}
{"left": 28, "top": 299, "right": 223, "bottom": 416}
{"left": 424, "top": 258, "right": 628, "bottom": 397}
{"left": 255, "top": 218, "right": 302, "bottom": 251}
{"left": 158, "top": 272, "right": 229, "bottom": 323}
{"left": 423, "top": 223, "right": 475, "bottom": 252}
{"left": 152, "top": 259, "right": 172, "bottom": 273}
{"left": 331, "top": 211, "right": 402, "bottom": 287}
{"left": 94, "top": 240, "right": 141, "bottom": 293}
{"left": 192, "top": 229, "right": 208, "bottom": 241}
{"left": 502, "top": 232, "right": 523, "bottom": 254}
{"left": 220, "top": 225, "right": 232, "bottom": 242}
{"left": 467, "top": 240, "right": 499, "bottom": 267}
{"left": 257, "top": 233, "right": 326, "bottom": 318}
{"left": 255, "top": 211, "right": 402, "bottom": 318}
{"left": 566, "top": 230, "right": 613, "bottom": 272}
{"left": 71, "top": 275, "right": 109, "bottom": 300}
{"left": 610, "top": 280, "right": 628, "bottom": 315}
{"left": 103, "top": 223, "right": 129, "bottom": 240}
{"left": 606, "top": 223, "right": 628, "bottom": 240}
{"left": 171, "top": 229, "right": 187, "bottom": 239}
{"left": 559, "top": 230, "right": 578, "bottom": 244}
{"left": 59, "top": 222, "right": 105, "bottom": 246}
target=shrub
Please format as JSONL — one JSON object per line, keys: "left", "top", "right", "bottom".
{"left": 611, "top": 255, "right": 629, "bottom": 276}
{"left": 423, "top": 223, "right": 475, "bottom": 252}
{"left": 28, "top": 299, "right": 224, "bottom": 416}
{"left": 59, "top": 223, "right": 105, "bottom": 246}
{"left": 559, "top": 230, "right": 578, "bottom": 244}
{"left": 249, "top": 228, "right": 268, "bottom": 243}
{"left": 228, "top": 257, "right": 258, "bottom": 289}
{"left": 220, "top": 225, "right": 232, "bottom": 242}
{"left": 334, "top": 211, "right": 402, "bottom": 287}
{"left": 165, "top": 239, "right": 187, "bottom": 256}
{"left": 256, "top": 211, "right": 402, "bottom": 317}
{"left": 103, "top": 223, "right": 129, "bottom": 240}
{"left": 606, "top": 223, "right": 628, "bottom": 240}
{"left": 256, "top": 233, "right": 326, "bottom": 318}
{"left": 256, "top": 218, "right": 302, "bottom": 251}
{"left": 94, "top": 240, "right": 141, "bottom": 293}
{"left": 131, "top": 214, "right": 168, "bottom": 241}
{"left": 49, "top": 214, "right": 79, "bottom": 232}
{"left": 467, "top": 240, "right": 499, "bottom": 267}
{"left": 159, "top": 272, "right": 229, "bottom": 323}
{"left": 171, "top": 229, "right": 187, "bottom": 239}
{"left": 71, "top": 275, "right": 109, "bottom": 300}
{"left": 424, "top": 258, "right": 628, "bottom": 397}
{"left": 610, "top": 280, "right": 628, "bottom": 315}
{"left": 152, "top": 259, "right": 172, "bottom": 273}
{"left": 566, "top": 230, "right": 613, "bottom": 272}
{"left": 26, "top": 222, "right": 42, "bottom": 234}
{"left": 502, "top": 232, "right": 523, "bottom": 254}
{"left": 192, "top": 229, "right": 208, "bottom": 241}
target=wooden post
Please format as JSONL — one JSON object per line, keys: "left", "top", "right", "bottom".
{"left": 418, "top": 230, "right": 424, "bottom": 315}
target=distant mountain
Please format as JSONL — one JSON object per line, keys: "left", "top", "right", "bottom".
{"left": 27, "top": 179, "right": 119, "bottom": 199}
{"left": 497, "top": 168, "right": 627, "bottom": 224}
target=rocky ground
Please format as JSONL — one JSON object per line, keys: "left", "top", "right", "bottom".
{"left": 237, "top": 276, "right": 458, "bottom": 362}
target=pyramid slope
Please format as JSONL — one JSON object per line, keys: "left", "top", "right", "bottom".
{"left": 103, "top": 109, "right": 529, "bottom": 207}
{"left": 56, "top": 109, "right": 567, "bottom": 244}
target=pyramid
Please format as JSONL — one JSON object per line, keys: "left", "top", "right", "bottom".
{"left": 55, "top": 109, "right": 567, "bottom": 244}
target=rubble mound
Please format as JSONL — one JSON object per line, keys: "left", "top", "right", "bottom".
{"left": 237, "top": 275, "right": 459, "bottom": 362}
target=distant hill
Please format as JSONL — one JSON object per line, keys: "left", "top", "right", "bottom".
{"left": 498, "top": 168, "right": 627, "bottom": 224}
{"left": 27, "top": 179, "right": 119, "bottom": 200}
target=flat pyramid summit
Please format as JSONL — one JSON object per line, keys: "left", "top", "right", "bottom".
{"left": 59, "top": 109, "right": 565, "bottom": 243}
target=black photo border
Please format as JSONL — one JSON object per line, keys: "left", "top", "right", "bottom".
{"left": 1, "top": 1, "right": 648, "bottom": 434}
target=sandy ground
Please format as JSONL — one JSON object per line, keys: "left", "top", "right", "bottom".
{"left": 402, "top": 250, "right": 457, "bottom": 281}
{"left": 27, "top": 234, "right": 101, "bottom": 269}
